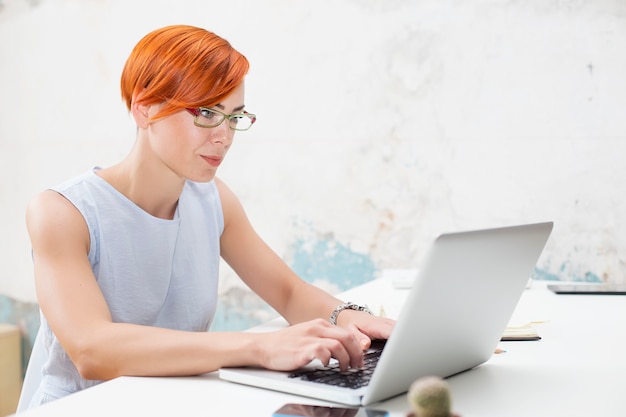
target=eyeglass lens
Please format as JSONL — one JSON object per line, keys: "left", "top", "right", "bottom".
{"left": 195, "top": 108, "right": 255, "bottom": 131}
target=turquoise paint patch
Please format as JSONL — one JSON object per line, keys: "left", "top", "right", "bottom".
{"left": 0, "top": 294, "right": 40, "bottom": 377}
{"left": 289, "top": 237, "right": 377, "bottom": 291}
{"left": 532, "top": 266, "right": 602, "bottom": 283}
{"left": 212, "top": 236, "right": 377, "bottom": 331}
{"left": 532, "top": 268, "right": 560, "bottom": 281}
{"left": 582, "top": 271, "right": 602, "bottom": 282}
{"left": 210, "top": 304, "right": 265, "bottom": 332}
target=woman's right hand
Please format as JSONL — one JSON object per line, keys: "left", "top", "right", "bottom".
{"left": 256, "top": 318, "right": 366, "bottom": 372}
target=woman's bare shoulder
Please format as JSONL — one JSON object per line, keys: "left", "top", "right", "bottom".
{"left": 26, "top": 189, "right": 89, "bottom": 252}
{"left": 213, "top": 177, "right": 242, "bottom": 212}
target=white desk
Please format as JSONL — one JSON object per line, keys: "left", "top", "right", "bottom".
{"left": 15, "top": 279, "right": 626, "bottom": 417}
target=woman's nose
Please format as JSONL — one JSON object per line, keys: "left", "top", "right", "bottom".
{"left": 210, "top": 121, "right": 234, "bottom": 145}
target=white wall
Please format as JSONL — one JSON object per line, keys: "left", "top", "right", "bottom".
{"left": 1, "top": 0, "right": 625, "bottom": 304}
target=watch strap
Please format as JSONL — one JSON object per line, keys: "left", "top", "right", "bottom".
{"left": 329, "top": 302, "right": 373, "bottom": 325}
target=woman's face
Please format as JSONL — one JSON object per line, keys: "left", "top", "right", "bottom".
{"left": 145, "top": 82, "right": 246, "bottom": 183}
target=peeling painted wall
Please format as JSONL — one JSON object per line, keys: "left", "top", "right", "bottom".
{"left": 1, "top": 0, "right": 625, "bottom": 338}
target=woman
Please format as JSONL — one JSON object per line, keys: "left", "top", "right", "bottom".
{"left": 23, "top": 25, "right": 394, "bottom": 408}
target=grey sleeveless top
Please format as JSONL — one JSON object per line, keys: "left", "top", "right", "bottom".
{"left": 30, "top": 167, "right": 223, "bottom": 406}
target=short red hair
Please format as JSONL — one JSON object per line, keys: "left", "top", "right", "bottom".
{"left": 120, "top": 25, "right": 249, "bottom": 121}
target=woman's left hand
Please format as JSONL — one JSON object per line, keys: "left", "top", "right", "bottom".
{"left": 336, "top": 309, "right": 396, "bottom": 349}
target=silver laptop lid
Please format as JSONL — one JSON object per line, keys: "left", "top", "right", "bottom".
{"left": 362, "top": 221, "right": 553, "bottom": 404}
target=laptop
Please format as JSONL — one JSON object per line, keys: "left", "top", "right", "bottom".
{"left": 219, "top": 221, "right": 554, "bottom": 406}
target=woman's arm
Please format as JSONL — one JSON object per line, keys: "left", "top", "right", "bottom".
{"left": 216, "top": 178, "right": 344, "bottom": 323}
{"left": 216, "top": 179, "right": 395, "bottom": 360}
{"left": 27, "top": 190, "right": 266, "bottom": 380}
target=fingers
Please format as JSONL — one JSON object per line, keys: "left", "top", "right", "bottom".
{"left": 263, "top": 319, "right": 366, "bottom": 372}
{"left": 347, "top": 315, "right": 396, "bottom": 348}
{"left": 308, "top": 338, "right": 350, "bottom": 370}
{"left": 305, "top": 320, "right": 364, "bottom": 371}
{"left": 298, "top": 315, "right": 396, "bottom": 371}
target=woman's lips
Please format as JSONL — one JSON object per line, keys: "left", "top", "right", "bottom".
{"left": 201, "top": 155, "right": 222, "bottom": 167}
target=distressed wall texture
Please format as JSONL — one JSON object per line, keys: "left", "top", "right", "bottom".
{"left": 1, "top": 0, "right": 625, "bottom": 334}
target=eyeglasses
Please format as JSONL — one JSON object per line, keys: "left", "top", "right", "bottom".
{"left": 186, "top": 107, "right": 257, "bottom": 131}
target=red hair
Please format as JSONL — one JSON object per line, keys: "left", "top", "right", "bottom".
{"left": 120, "top": 25, "right": 249, "bottom": 121}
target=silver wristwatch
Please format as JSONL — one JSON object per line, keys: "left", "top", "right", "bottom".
{"left": 329, "top": 302, "right": 373, "bottom": 325}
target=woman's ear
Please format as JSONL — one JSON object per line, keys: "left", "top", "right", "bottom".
{"left": 130, "top": 99, "right": 151, "bottom": 129}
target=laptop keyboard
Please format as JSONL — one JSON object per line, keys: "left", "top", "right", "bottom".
{"left": 288, "top": 340, "right": 386, "bottom": 389}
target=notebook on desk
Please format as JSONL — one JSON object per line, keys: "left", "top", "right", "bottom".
{"left": 219, "top": 221, "right": 554, "bottom": 406}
